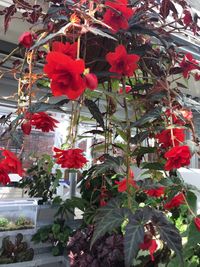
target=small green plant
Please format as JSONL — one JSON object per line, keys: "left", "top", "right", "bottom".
{"left": 20, "top": 154, "right": 62, "bottom": 204}
{"left": 15, "top": 216, "right": 32, "bottom": 227}
{"left": 0, "top": 218, "right": 9, "bottom": 227}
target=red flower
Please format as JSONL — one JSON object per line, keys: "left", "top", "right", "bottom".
{"left": 19, "top": 32, "right": 33, "bottom": 48}
{"left": 44, "top": 52, "right": 86, "bottom": 99}
{"left": 119, "top": 85, "right": 132, "bottom": 94}
{"left": 165, "top": 108, "right": 192, "bottom": 125}
{"left": 106, "top": 45, "right": 140, "bottom": 77}
{"left": 145, "top": 187, "right": 165, "bottom": 198}
{"left": 21, "top": 121, "right": 32, "bottom": 135}
{"left": 115, "top": 170, "right": 137, "bottom": 192}
{"left": 1, "top": 149, "right": 24, "bottom": 176}
{"left": 0, "top": 164, "right": 10, "bottom": 185}
{"left": 103, "top": 0, "right": 134, "bottom": 33}
{"left": 194, "top": 217, "right": 200, "bottom": 232}
{"left": 31, "top": 112, "right": 58, "bottom": 132}
{"left": 140, "top": 235, "right": 157, "bottom": 261}
{"left": 85, "top": 73, "right": 98, "bottom": 90}
{"left": 156, "top": 128, "right": 185, "bottom": 148}
{"left": 179, "top": 53, "right": 199, "bottom": 79}
{"left": 164, "top": 192, "right": 185, "bottom": 210}
{"left": 183, "top": 10, "right": 193, "bottom": 27}
{"left": 52, "top": 41, "right": 77, "bottom": 59}
{"left": 164, "top": 145, "right": 191, "bottom": 171}
{"left": 54, "top": 147, "right": 87, "bottom": 169}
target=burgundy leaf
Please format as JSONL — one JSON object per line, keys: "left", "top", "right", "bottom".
{"left": 13, "top": 0, "right": 32, "bottom": 9}
{"left": 4, "top": 4, "right": 16, "bottom": 33}
{"left": 160, "top": 0, "right": 170, "bottom": 19}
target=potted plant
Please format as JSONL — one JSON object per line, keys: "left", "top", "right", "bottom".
{"left": 0, "top": 0, "right": 200, "bottom": 266}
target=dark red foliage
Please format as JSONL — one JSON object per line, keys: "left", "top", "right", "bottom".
{"left": 67, "top": 225, "right": 124, "bottom": 267}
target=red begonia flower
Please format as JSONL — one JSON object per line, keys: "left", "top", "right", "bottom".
{"left": 44, "top": 52, "right": 86, "bottom": 99}
{"left": 54, "top": 147, "right": 87, "bottom": 169}
{"left": 1, "top": 149, "right": 24, "bottom": 176}
{"left": 156, "top": 128, "right": 185, "bottom": 148}
{"left": 21, "top": 121, "right": 32, "bottom": 135}
{"left": 119, "top": 85, "right": 132, "bottom": 94}
{"left": 194, "top": 217, "right": 200, "bottom": 232}
{"left": 115, "top": 170, "right": 137, "bottom": 192}
{"left": 179, "top": 53, "right": 199, "bottom": 79}
{"left": 0, "top": 164, "right": 11, "bottom": 185}
{"left": 106, "top": 45, "right": 140, "bottom": 77}
{"left": 85, "top": 73, "right": 98, "bottom": 90}
{"left": 183, "top": 10, "right": 193, "bottom": 27}
{"left": 103, "top": 0, "right": 134, "bottom": 33}
{"left": 52, "top": 41, "right": 77, "bottom": 59}
{"left": 140, "top": 236, "right": 158, "bottom": 261}
{"left": 145, "top": 187, "right": 165, "bottom": 198}
{"left": 19, "top": 32, "right": 33, "bottom": 48}
{"left": 164, "top": 145, "right": 191, "bottom": 171}
{"left": 164, "top": 192, "right": 185, "bottom": 210}
{"left": 31, "top": 112, "right": 58, "bottom": 132}
{"left": 165, "top": 108, "right": 192, "bottom": 125}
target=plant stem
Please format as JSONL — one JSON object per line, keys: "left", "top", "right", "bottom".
{"left": 122, "top": 77, "right": 132, "bottom": 209}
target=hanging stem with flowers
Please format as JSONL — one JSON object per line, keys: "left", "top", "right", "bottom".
{"left": 1, "top": 0, "right": 200, "bottom": 265}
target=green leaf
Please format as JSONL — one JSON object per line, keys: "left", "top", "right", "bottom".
{"left": 30, "top": 32, "right": 61, "bottom": 50}
{"left": 131, "top": 107, "right": 162, "bottom": 127}
{"left": 152, "top": 210, "right": 183, "bottom": 265}
{"left": 28, "top": 99, "right": 69, "bottom": 113}
{"left": 132, "top": 146, "right": 156, "bottom": 157}
{"left": 130, "top": 131, "right": 149, "bottom": 144}
{"left": 85, "top": 98, "right": 104, "bottom": 129}
{"left": 52, "top": 223, "right": 61, "bottom": 235}
{"left": 186, "top": 220, "right": 200, "bottom": 248}
{"left": 124, "top": 207, "right": 152, "bottom": 267}
{"left": 142, "top": 162, "right": 165, "bottom": 170}
{"left": 92, "top": 155, "right": 124, "bottom": 177}
{"left": 87, "top": 27, "right": 117, "bottom": 41}
{"left": 186, "top": 191, "right": 197, "bottom": 215}
{"left": 91, "top": 198, "right": 128, "bottom": 247}
{"left": 116, "top": 128, "right": 128, "bottom": 142}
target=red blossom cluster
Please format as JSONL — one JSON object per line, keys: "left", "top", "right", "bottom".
{"left": 44, "top": 42, "right": 98, "bottom": 100}
{"left": 103, "top": 0, "right": 134, "bottom": 33}
{"left": 140, "top": 234, "right": 158, "bottom": 261}
{"left": 54, "top": 147, "right": 87, "bottom": 169}
{"left": 156, "top": 106, "right": 193, "bottom": 171}
{"left": 164, "top": 192, "right": 185, "bottom": 210}
{"left": 21, "top": 112, "right": 59, "bottom": 135}
{"left": 106, "top": 45, "right": 140, "bottom": 78}
{"left": 0, "top": 149, "right": 24, "bottom": 185}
